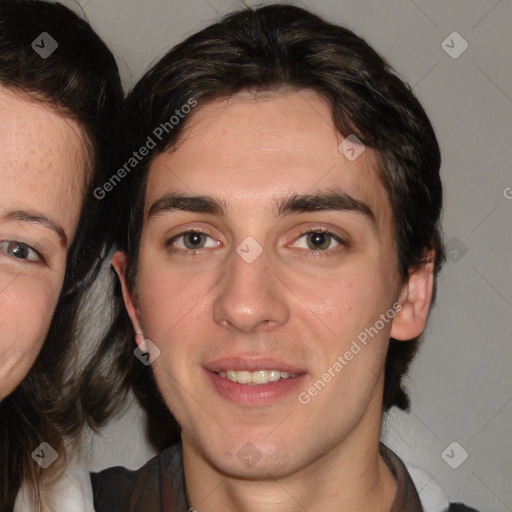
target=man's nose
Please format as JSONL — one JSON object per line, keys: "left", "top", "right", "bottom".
{"left": 212, "top": 245, "right": 289, "bottom": 333}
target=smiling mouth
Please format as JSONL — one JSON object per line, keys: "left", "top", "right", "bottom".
{"left": 217, "top": 370, "right": 300, "bottom": 385}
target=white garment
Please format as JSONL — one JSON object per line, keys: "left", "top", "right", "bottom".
{"left": 13, "top": 461, "right": 94, "bottom": 512}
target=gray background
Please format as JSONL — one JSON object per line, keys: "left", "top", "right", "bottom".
{"left": 64, "top": 1, "right": 512, "bottom": 510}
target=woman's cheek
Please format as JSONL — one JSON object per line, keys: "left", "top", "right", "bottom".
{"left": 0, "top": 279, "right": 59, "bottom": 399}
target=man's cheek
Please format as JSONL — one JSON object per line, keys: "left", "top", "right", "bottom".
{"left": 293, "top": 270, "right": 384, "bottom": 325}
{"left": 151, "top": 342, "right": 189, "bottom": 390}
{"left": 139, "top": 273, "right": 211, "bottom": 336}
{"left": 151, "top": 356, "right": 196, "bottom": 424}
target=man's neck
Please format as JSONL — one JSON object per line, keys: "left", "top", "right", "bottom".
{"left": 182, "top": 417, "right": 396, "bottom": 512}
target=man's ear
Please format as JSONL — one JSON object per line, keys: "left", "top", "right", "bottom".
{"left": 390, "top": 251, "right": 435, "bottom": 341}
{"left": 112, "top": 251, "right": 145, "bottom": 349}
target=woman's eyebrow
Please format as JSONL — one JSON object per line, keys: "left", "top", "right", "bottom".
{"left": 1, "top": 210, "right": 67, "bottom": 245}
{"left": 147, "top": 190, "right": 376, "bottom": 227}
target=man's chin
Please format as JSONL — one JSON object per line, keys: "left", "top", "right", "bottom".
{"left": 210, "top": 449, "right": 298, "bottom": 480}
{"left": 186, "top": 433, "right": 303, "bottom": 479}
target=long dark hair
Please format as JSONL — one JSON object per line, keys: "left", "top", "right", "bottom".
{"left": 0, "top": 1, "right": 122, "bottom": 509}
{"left": 80, "top": 4, "right": 445, "bottom": 447}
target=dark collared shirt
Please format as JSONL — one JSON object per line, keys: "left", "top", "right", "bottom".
{"left": 91, "top": 443, "right": 477, "bottom": 511}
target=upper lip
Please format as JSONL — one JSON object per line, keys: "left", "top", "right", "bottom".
{"left": 204, "top": 356, "right": 307, "bottom": 374}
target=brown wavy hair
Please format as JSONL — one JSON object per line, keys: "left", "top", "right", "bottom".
{"left": 0, "top": 1, "right": 122, "bottom": 509}
{"left": 80, "top": 4, "right": 445, "bottom": 450}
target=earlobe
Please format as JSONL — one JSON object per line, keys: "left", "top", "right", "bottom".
{"left": 111, "top": 251, "right": 144, "bottom": 343}
{"left": 134, "top": 330, "right": 148, "bottom": 351}
{"left": 390, "top": 254, "right": 435, "bottom": 341}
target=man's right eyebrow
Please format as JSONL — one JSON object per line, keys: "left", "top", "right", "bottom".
{"left": 147, "top": 194, "right": 227, "bottom": 218}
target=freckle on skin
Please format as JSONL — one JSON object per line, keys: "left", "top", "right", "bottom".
{"left": 0, "top": 87, "right": 86, "bottom": 398}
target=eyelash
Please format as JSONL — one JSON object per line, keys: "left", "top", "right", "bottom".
{"left": 165, "top": 228, "right": 346, "bottom": 256}
{"left": 0, "top": 240, "right": 44, "bottom": 264}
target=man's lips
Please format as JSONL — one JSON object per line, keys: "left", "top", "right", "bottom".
{"left": 204, "top": 367, "right": 307, "bottom": 405}
{"left": 203, "top": 356, "right": 307, "bottom": 375}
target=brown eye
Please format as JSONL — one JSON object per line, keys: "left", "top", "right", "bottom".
{"left": 290, "top": 230, "right": 343, "bottom": 252}
{"left": 168, "top": 231, "right": 220, "bottom": 252}
{"left": 306, "top": 232, "right": 332, "bottom": 250}
{"left": 0, "top": 241, "right": 41, "bottom": 262}
{"left": 183, "top": 232, "right": 207, "bottom": 249}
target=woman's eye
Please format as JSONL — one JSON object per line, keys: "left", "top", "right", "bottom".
{"left": 0, "top": 241, "right": 42, "bottom": 262}
{"left": 292, "top": 231, "right": 342, "bottom": 251}
{"left": 170, "top": 232, "right": 220, "bottom": 251}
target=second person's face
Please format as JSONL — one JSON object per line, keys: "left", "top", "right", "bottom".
{"left": 0, "top": 87, "right": 86, "bottom": 399}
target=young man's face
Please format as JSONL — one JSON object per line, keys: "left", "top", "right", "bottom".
{"left": 115, "top": 90, "right": 432, "bottom": 479}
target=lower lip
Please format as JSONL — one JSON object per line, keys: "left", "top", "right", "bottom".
{"left": 205, "top": 370, "right": 306, "bottom": 406}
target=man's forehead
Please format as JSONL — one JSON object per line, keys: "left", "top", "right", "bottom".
{"left": 146, "top": 91, "right": 392, "bottom": 231}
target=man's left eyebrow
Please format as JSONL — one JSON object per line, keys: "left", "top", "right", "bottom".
{"left": 276, "top": 191, "right": 376, "bottom": 226}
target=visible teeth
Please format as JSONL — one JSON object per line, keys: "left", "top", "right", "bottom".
{"left": 217, "top": 369, "right": 299, "bottom": 384}
{"left": 236, "top": 371, "right": 251, "bottom": 384}
{"left": 252, "top": 370, "right": 268, "bottom": 384}
{"left": 268, "top": 370, "right": 281, "bottom": 382}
